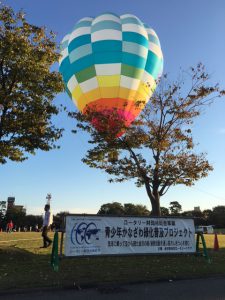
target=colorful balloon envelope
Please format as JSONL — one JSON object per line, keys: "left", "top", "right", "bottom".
{"left": 59, "top": 13, "right": 163, "bottom": 136}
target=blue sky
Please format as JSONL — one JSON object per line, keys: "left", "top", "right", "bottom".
{"left": 1, "top": 0, "right": 225, "bottom": 215}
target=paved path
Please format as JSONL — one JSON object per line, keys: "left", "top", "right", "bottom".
{"left": 1, "top": 277, "right": 225, "bottom": 300}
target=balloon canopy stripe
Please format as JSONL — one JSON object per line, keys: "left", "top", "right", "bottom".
{"left": 92, "top": 20, "right": 122, "bottom": 32}
{"left": 59, "top": 13, "right": 163, "bottom": 136}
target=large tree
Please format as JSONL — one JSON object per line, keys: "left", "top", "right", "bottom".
{"left": 97, "top": 202, "right": 150, "bottom": 216}
{"left": 4, "top": 206, "right": 26, "bottom": 229}
{"left": 0, "top": 4, "right": 63, "bottom": 164}
{"left": 169, "top": 201, "right": 182, "bottom": 215}
{"left": 70, "top": 64, "right": 224, "bottom": 216}
{"left": 97, "top": 202, "right": 125, "bottom": 216}
{"left": 210, "top": 206, "right": 225, "bottom": 228}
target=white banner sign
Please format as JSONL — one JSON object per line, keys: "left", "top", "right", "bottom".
{"left": 65, "top": 215, "right": 195, "bottom": 256}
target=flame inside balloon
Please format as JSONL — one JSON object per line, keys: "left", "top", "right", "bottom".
{"left": 59, "top": 13, "right": 163, "bottom": 137}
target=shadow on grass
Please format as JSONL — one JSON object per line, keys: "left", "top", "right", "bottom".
{"left": 1, "top": 244, "right": 225, "bottom": 291}
{"left": 0, "top": 245, "right": 56, "bottom": 290}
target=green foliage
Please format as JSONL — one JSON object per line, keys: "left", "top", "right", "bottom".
{"left": 169, "top": 201, "right": 182, "bottom": 215}
{"left": 71, "top": 63, "right": 223, "bottom": 216}
{"left": 98, "top": 202, "right": 125, "bottom": 216}
{"left": 160, "top": 207, "right": 170, "bottom": 216}
{"left": 2, "top": 208, "right": 43, "bottom": 230}
{"left": 124, "top": 203, "right": 150, "bottom": 216}
{"left": 181, "top": 207, "right": 225, "bottom": 228}
{"left": 24, "top": 214, "right": 43, "bottom": 228}
{"left": 202, "top": 209, "right": 213, "bottom": 223}
{"left": 53, "top": 211, "right": 69, "bottom": 229}
{"left": 211, "top": 206, "right": 225, "bottom": 228}
{"left": 4, "top": 207, "right": 26, "bottom": 228}
{"left": 0, "top": 4, "right": 64, "bottom": 164}
{"left": 181, "top": 210, "right": 205, "bottom": 226}
{"left": 97, "top": 202, "right": 150, "bottom": 216}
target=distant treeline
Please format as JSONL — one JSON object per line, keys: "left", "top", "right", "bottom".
{"left": 96, "top": 202, "right": 225, "bottom": 228}
{"left": 1, "top": 201, "right": 225, "bottom": 230}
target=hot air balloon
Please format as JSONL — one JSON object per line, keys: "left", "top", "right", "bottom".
{"left": 59, "top": 13, "right": 163, "bottom": 137}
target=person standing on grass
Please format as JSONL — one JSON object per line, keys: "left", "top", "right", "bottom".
{"left": 7, "top": 220, "right": 13, "bottom": 233}
{"left": 41, "top": 204, "right": 53, "bottom": 248}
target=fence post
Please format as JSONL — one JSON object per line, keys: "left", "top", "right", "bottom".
{"left": 196, "top": 232, "right": 211, "bottom": 264}
{"left": 51, "top": 231, "right": 59, "bottom": 271}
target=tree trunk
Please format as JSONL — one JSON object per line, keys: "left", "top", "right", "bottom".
{"left": 151, "top": 194, "right": 161, "bottom": 216}
{"left": 144, "top": 179, "right": 161, "bottom": 216}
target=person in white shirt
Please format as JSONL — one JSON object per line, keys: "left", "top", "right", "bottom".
{"left": 41, "top": 204, "right": 53, "bottom": 248}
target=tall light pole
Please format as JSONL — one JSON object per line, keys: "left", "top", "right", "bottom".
{"left": 46, "top": 193, "right": 52, "bottom": 206}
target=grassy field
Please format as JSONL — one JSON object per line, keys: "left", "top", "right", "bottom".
{"left": 0, "top": 232, "right": 225, "bottom": 290}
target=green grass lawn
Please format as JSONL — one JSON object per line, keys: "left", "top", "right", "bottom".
{"left": 0, "top": 232, "right": 225, "bottom": 290}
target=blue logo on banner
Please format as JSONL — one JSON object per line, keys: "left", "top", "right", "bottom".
{"left": 71, "top": 222, "right": 100, "bottom": 245}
